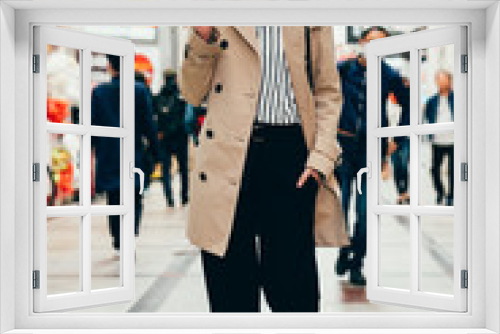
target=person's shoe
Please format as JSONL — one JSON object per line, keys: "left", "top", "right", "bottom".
{"left": 181, "top": 198, "right": 189, "bottom": 206}
{"left": 446, "top": 196, "right": 453, "bottom": 206}
{"left": 349, "top": 267, "right": 366, "bottom": 286}
{"left": 335, "top": 253, "right": 351, "bottom": 276}
{"left": 112, "top": 248, "right": 120, "bottom": 261}
{"left": 436, "top": 193, "right": 444, "bottom": 205}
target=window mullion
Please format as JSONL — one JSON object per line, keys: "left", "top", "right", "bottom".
{"left": 90, "top": 205, "right": 129, "bottom": 216}
{"left": 409, "top": 48, "right": 420, "bottom": 295}
{"left": 81, "top": 214, "right": 91, "bottom": 293}
{"left": 80, "top": 48, "right": 91, "bottom": 294}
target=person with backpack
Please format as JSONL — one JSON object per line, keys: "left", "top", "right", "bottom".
{"left": 156, "top": 70, "right": 189, "bottom": 208}
{"left": 180, "top": 26, "right": 347, "bottom": 312}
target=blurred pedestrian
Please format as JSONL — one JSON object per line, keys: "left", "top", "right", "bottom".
{"left": 423, "top": 70, "right": 454, "bottom": 206}
{"left": 91, "top": 54, "right": 161, "bottom": 255}
{"left": 335, "top": 26, "right": 410, "bottom": 286}
{"left": 391, "top": 129, "right": 410, "bottom": 204}
{"left": 184, "top": 103, "right": 206, "bottom": 146}
{"left": 135, "top": 71, "right": 156, "bottom": 191}
{"left": 156, "top": 70, "right": 189, "bottom": 208}
{"left": 180, "top": 26, "right": 348, "bottom": 312}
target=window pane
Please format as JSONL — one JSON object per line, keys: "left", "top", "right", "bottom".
{"left": 47, "top": 45, "right": 81, "bottom": 124}
{"left": 47, "top": 216, "right": 81, "bottom": 295}
{"left": 92, "top": 215, "right": 122, "bottom": 290}
{"left": 420, "top": 134, "right": 454, "bottom": 206}
{"left": 91, "top": 136, "right": 122, "bottom": 205}
{"left": 380, "top": 52, "right": 410, "bottom": 128}
{"left": 380, "top": 136, "right": 410, "bottom": 205}
{"left": 420, "top": 44, "right": 454, "bottom": 125}
{"left": 420, "top": 216, "right": 454, "bottom": 295}
{"left": 91, "top": 52, "right": 122, "bottom": 128}
{"left": 47, "top": 133, "right": 81, "bottom": 206}
{"left": 379, "top": 215, "right": 410, "bottom": 290}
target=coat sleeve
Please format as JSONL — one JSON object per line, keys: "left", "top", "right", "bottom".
{"left": 305, "top": 26, "right": 343, "bottom": 177}
{"left": 178, "top": 28, "right": 223, "bottom": 107}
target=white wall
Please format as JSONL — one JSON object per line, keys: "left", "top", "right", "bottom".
{"left": 0, "top": 2, "right": 16, "bottom": 333}
{"left": 485, "top": 2, "right": 500, "bottom": 333}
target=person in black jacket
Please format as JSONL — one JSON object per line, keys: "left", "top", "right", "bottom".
{"left": 135, "top": 71, "right": 156, "bottom": 191}
{"left": 335, "top": 27, "right": 410, "bottom": 286}
{"left": 155, "top": 70, "right": 189, "bottom": 208}
{"left": 91, "top": 54, "right": 161, "bottom": 253}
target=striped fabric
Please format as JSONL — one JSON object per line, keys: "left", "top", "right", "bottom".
{"left": 255, "top": 26, "right": 301, "bottom": 125}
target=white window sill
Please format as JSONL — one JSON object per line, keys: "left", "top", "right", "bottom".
{"left": 4, "top": 329, "right": 496, "bottom": 334}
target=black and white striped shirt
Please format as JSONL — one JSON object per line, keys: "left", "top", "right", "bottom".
{"left": 255, "top": 26, "right": 300, "bottom": 125}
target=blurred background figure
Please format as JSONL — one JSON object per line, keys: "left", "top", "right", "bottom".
{"left": 135, "top": 70, "right": 156, "bottom": 191}
{"left": 335, "top": 26, "right": 410, "bottom": 286}
{"left": 390, "top": 138, "right": 410, "bottom": 204}
{"left": 47, "top": 44, "right": 80, "bottom": 124}
{"left": 155, "top": 70, "right": 189, "bottom": 208}
{"left": 184, "top": 103, "right": 207, "bottom": 146}
{"left": 423, "top": 70, "right": 454, "bottom": 206}
{"left": 91, "top": 54, "right": 161, "bottom": 255}
{"left": 46, "top": 45, "right": 81, "bottom": 206}
{"left": 389, "top": 86, "right": 411, "bottom": 205}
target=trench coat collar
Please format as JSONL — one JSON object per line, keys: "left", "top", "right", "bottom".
{"left": 232, "top": 26, "right": 298, "bottom": 60}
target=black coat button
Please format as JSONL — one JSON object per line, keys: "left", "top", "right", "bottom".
{"left": 199, "top": 172, "right": 207, "bottom": 182}
{"left": 206, "top": 129, "right": 214, "bottom": 139}
{"left": 214, "top": 83, "right": 223, "bottom": 93}
{"left": 220, "top": 39, "right": 229, "bottom": 50}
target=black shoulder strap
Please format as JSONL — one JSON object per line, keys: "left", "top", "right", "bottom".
{"left": 304, "top": 26, "right": 315, "bottom": 92}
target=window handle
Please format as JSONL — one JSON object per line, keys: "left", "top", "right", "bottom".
{"left": 357, "top": 162, "right": 371, "bottom": 194}
{"left": 129, "top": 162, "right": 145, "bottom": 195}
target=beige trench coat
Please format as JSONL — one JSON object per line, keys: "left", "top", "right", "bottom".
{"left": 180, "top": 26, "right": 350, "bottom": 257}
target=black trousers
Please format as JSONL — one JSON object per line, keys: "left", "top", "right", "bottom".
{"left": 161, "top": 135, "right": 189, "bottom": 206}
{"left": 107, "top": 189, "right": 142, "bottom": 250}
{"left": 431, "top": 144, "right": 454, "bottom": 201}
{"left": 201, "top": 122, "right": 320, "bottom": 313}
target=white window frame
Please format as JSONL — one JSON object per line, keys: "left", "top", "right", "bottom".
{"left": 32, "top": 26, "right": 137, "bottom": 312}
{"left": 365, "top": 26, "right": 468, "bottom": 312}
{"left": 2, "top": 3, "right": 496, "bottom": 333}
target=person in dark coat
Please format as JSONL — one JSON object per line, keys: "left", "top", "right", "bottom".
{"left": 335, "top": 26, "right": 410, "bottom": 286}
{"left": 91, "top": 54, "right": 161, "bottom": 253}
{"left": 155, "top": 70, "right": 189, "bottom": 208}
{"left": 135, "top": 71, "right": 156, "bottom": 191}
{"left": 423, "top": 70, "right": 455, "bottom": 206}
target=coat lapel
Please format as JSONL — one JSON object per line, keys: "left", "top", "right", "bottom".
{"left": 282, "top": 26, "right": 303, "bottom": 68}
{"left": 233, "top": 26, "right": 261, "bottom": 57}
{"left": 232, "top": 26, "right": 302, "bottom": 62}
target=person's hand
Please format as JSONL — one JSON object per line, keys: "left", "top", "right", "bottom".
{"left": 388, "top": 140, "right": 398, "bottom": 155}
{"left": 297, "top": 168, "right": 321, "bottom": 188}
{"left": 381, "top": 161, "right": 391, "bottom": 180}
{"left": 158, "top": 132, "right": 163, "bottom": 140}
{"left": 194, "top": 26, "right": 215, "bottom": 42}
